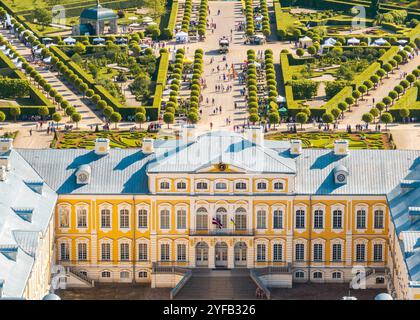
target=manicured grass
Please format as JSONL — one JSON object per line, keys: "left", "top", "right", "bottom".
{"left": 265, "top": 132, "right": 394, "bottom": 150}
{"left": 0, "top": 131, "right": 18, "bottom": 139}
{"left": 53, "top": 131, "right": 159, "bottom": 149}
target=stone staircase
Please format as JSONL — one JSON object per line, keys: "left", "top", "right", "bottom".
{"left": 174, "top": 269, "right": 258, "bottom": 300}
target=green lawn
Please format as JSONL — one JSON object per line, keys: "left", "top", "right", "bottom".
{"left": 265, "top": 132, "right": 394, "bottom": 150}
{"left": 53, "top": 131, "right": 160, "bottom": 149}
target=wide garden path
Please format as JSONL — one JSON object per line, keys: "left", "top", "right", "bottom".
{"left": 0, "top": 28, "right": 103, "bottom": 128}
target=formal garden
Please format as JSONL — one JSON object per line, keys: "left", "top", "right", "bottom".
{"left": 266, "top": 131, "right": 395, "bottom": 149}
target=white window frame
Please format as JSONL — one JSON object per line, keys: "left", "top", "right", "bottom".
{"left": 176, "top": 206, "right": 188, "bottom": 230}
{"left": 175, "top": 179, "right": 188, "bottom": 191}
{"left": 76, "top": 204, "right": 88, "bottom": 230}
{"left": 234, "top": 180, "right": 248, "bottom": 192}
{"left": 137, "top": 205, "right": 149, "bottom": 230}
{"left": 355, "top": 205, "right": 368, "bottom": 231}
{"left": 118, "top": 204, "right": 130, "bottom": 230}
{"left": 331, "top": 204, "right": 344, "bottom": 231}
{"left": 272, "top": 179, "right": 285, "bottom": 191}
{"left": 159, "top": 179, "right": 171, "bottom": 191}
{"left": 100, "top": 240, "right": 112, "bottom": 262}
{"left": 58, "top": 204, "right": 71, "bottom": 229}
{"left": 119, "top": 241, "right": 130, "bottom": 261}
{"left": 272, "top": 206, "right": 284, "bottom": 230}
{"left": 373, "top": 206, "right": 385, "bottom": 230}
{"left": 99, "top": 204, "right": 112, "bottom": 230}
{"left": 255, "top": 179, "right": 268, "bottom": 192}
{"left": 76, "top": 240, "right": 88, "bottom": 261}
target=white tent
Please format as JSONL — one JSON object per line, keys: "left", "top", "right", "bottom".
{"left": 143, "top": 16, "right": 153, "bottom": 23}
{"left": 276, "top": 95, "right": 286, "bottom": 103}
{"left": 35, "top": 48, "right": 43, "bottom": 55}
{"left": 0, "top": 45, "right": 6, "bottom": 51}
{"left": 374, "top": 38, "right": 388, "bottom": 46}
{"left": 175, "top": 31, "right": 188, "bottom": 43}
{"left": 324, "top": 37, "right": 336, "bottom": 46}
{"left": 93, "top": 37, "right": 105, "bottom": 44}
{"left": 128, "top": 16, "right": 138, "bottom": 21}
{"left": 129, "top": 23, "right": 140, "bottom": 27}
{"left": 147, "top": 22, "right": 157, "bottom": 26}
{"left": 398, "top": 45, "right": 405, "bottom": 51}
{"left": 43, "top": 56, "right": 52, "bottom": 64}
{"left": 299, "top": 36, "right": 313, "bottom": 48}
{"left": 63, "top": 37, "right": 76, "bottom": 45}
{"left": 397, "top": 39, "right": 408, "bottom": 45}
{"left": 347, "top": 37, "right": 360, "bottom": 45}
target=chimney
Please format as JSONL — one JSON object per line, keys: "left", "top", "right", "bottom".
{"left": 334, "top": 139, "right": 349, "bottom": 156}
{"left": 0, "top": 166, "right": 6, "bottom": 181}
{"left": 142, "top": 138, "right": 155, "bottom": 154}
{"left": 245, "top": 125, "right": 264, "bottom": 145}
{"left": 0, "top": 138, "right": 13, "bottom": 152}
{"left": 182, "top": 124, "right": 197, "bottom": 144}
{"left": 290, "top": 139, "right": 302, "bottom": 155}
{"left": 94, "top": 138, "right": 110, "bottom": 155}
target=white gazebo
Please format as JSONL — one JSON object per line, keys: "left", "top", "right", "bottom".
{"left": 324, "top": 37, "right": 336, "bottom": 46}
{"left": 298, "top": 36, "right": 313, "bottom": 49}
{"left": 175, "top": 31, "right": 188, "bottom": 43}
{"left": 347, "top": 37, "right": 360, "bottom": 45}
{"left": 63, "top": 37, "right": 77, "bottom": 45}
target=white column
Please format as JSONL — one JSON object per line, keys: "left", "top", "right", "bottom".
{"left": 189, "top": 241, "right": 195, "bottom": 268}
{"left": 228, "top": 244, "right": 234, "bottom": 269}
{"left": 286, "top": 234, "right": 293, "bottom": 263}
{"left": 209, "top": 243, "right": 215, "bottom": 269}
{"left": 247, "top": 241, "right": 254, "bottom": 268}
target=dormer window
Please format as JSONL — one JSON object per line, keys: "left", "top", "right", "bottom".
{"left": 196, "top": 182, "right": 208, "bottom": 190}
{"left": 333, "top": 165, "right": 349, "bottom": 185}
{"left": 76, "top": 165, "right": 91, "bottom": 185}
{"left": 160, "top": 181, "right": 170, "bottom": 190}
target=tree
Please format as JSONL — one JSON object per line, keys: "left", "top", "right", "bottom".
{"left": 352, "top": 90, "right": 361, "bottom": 105}
{"left": 322, "top": 112, "right": 334, "bottom": 127}
{"left": 362, "top": 113, "right": 374, "bottom": 126}
{"left": 33, "top": 8, "right": 52, "bottom": 30}
{"left": 382, "top": 96, "right": 392, "bottom": 110}
{"left": 187, "top": 112, "right": 199, "bottom": 124}
{"left": 248, "top": 113, "right": 260, "bottom": 124}
{"left": 0, "top": 111, "right": 5, "bottom": 122}
{"left": 52, "top": 112, "right": 62, "bottom": 125}
{"left": 331, "top": 107, "right": 341, "bottom": 123}
{"left": 110, "top": 112, "right": 122, "bottom": 129}
{"left": 358, "top": 85, "right": 367, "bottom": 99}
{"left": 163, "top": 112, "right": 174, "bottom": 128}
{"left": 103, "top": 106, "right": 114, "bottom": 119}
{"left": 268, "top": 112, "right": 280, "bottom": 128}
{"left": 370, "top": 107, "right": 379, "bottom": 122}
{"left": 71, "top": 112, "right": 82, "bottom": 128}
{"left": 307, "top": 46, "right": 316, "bottom": 56}
{"left": 135, "top": 112, "right": 146, "bottom": 129}
{"left": 338, "top": 102, "right": 348, "bottom": 116}
{"left": 296, "top": 112, "right": 308, "bottom": 130}
{"left": 399, "top": 108, "right": 410, "bottom": 122}
{"left": 389, "top": 90, "right": 398, "bottom": 104}
{"left": 296, "top": 48, "right": 305, "bottom": 57}
{"left": 65, "top": 106, "right": 76, "bottom": 117}
{"left": 10, "top": 106, "right": 21, "bottom": 122}
{"left": 38, "top": 106, "right": 49, "bottom": 119}
{"left": 380, "top": 112, "right": 393, "bottom": 130}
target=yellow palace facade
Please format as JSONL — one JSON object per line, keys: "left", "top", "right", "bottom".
{"left": 3, "top": 126, "right": 418, "bottom": 299}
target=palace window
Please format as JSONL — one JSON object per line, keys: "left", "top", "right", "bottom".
{"left": 160, "top": 181, "right": 170, "bottom": 190}
{"left": 160, "top": 243, "right": 170, "bottom": 261}
{"left": 215, "top": 182, "right": 227, "bottom": 190}
{"left": 60, "top": 243, "right": 69, "bottom": 261}
{"left": 235, "top": 182, "right": 247, "bottom": 190}
{"left": 177, "top": 209, "right": 187, "bottom": 229}
{"left": 138, "top": 243, "right": 148, "bottom": 261}
{"left": 216, "top": 208, "right": 228, "bottom": 228}
{"left": 120, "top": 271, "right": 130, "bottom": 279}
{"left": 101, "top": 243, "right": 111, "bottom": 261}
{"left": 196, "top": 207, "right": 208, "bottom": 230}
{"left": 77, "top": 208, "right": 87, "bottom": 228}
{"left": 120, "top": 243, "right": 130, "bottom": 261}
{"left": 313, "top": 243, "right": 323, "bottom": 262}
{"left": 313, "top": 272, "right": 323, "bottom": 279}
{"left": 176, "top": 181, "right": 187, "bottom": 190}
{"left": 101, "top": 271, "right": 111, "bottom": 278}
{"left": 273, "top": 244, "right": 283, "bottom": 261}
{"left": 332, "top": 271, "right": 342, "bottom": 279}
{"left": 120, "top": 209, "right": 130, "bottom": 229}
{"left": 59, "top": 207, "right": 70, "bottom": 228}
{"left": 138, "top": 271, "right": 148, "bottom": 278}
{"left": 256, "top": 182, "right": 267, "bottom": 190}
{"left": 138, "top": 209, "right": 148, "bottom": 229}
{"left": 356, "top": 210, "right": 366, "bottom": 229}
{"left": 332, "top": 209, "right": 343, "bottom": 229}
{"left": 295, "top": 271, "right": 305, "bottom": 279}
{"left": 373, "top": 244, "right": 383, "bottom": 262}
{"left": 332, "top": 243, "right": 342, "bottom": 262}
{"left": 356, "top": 244, "right": 366, "bottom": 262}
{"left": 374, "top": 210, "right": 384, "bottom": 229}
{"left": 295, "top": 243, "right": 305, "bottom": 261}
{"left": 196, "top": 182, "right": 208, "bottom": 190}
{"left": 101, "top": 209, "right": 111, "bottom": 229}
{"left": 177, "top": 244, "right": 187, "bottom": 262}
{"left": 273, "top": 181, "right": 284, "bottom": 191}
{"left": 256, "top": 244, "right": 266, "bottom": 262}
{"left": 160, "top": 209, "right": 170, "bottom": 229}
{"left": 295, "top": 210, "right": 305, "bottom": 229}
{"left": 77, "top": 243, "right": 87, "bottom": 261}
{"left": 314, "top": 210, "right": 324, "bottom": 229}
{"left": 235, "top": 208, "right": 247, "bottom": 230}
{"left": 256, "top": 210, "right": 267, "bottom": 229}
{"left": 273, "top": 210, "right": 283, "bottom": 229}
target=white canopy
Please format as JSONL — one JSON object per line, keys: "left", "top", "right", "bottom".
{"left": 299, "top": 36, "right": 312, "bottom": 42}
{"left": 147, "top": 22, "right": 157, "bottom": 26}
{"left": 93, "top": 37, "right": 105, "bottom": 43}
{"left": 0, "top": 45, "right": 6, "bottom": 51}
{"left": 397, "top": 39, "right": 408, "bottom": 45}
{"left": 175, "top": 31, "right": 189, "bottom": 43}
{"left": 276, "top": 95, "right": 286, "bottom": 103}
{"left": 374, "top": 38, "right": 388, "bottom": 45}
{"left": 35, "top": 48, "right": 43, "bottom": 55}
{"left": 255, "top": 16, "right": 263, "bottom": 22}
{"left": 347, "top": 37, "right": 360, "bottom": 44}
{"left": 398, "top": 45, "right": 405, "bottom": 51}
{"left": 143, "top": 16, "right": 153, "bottom": 23}
{"left": 129, "top": 23, "right": 140, "bottom": 27}
{"left": 128, "top": 16, "right": 138, "bottom": 21}
{"left": 43, "top": 56, "right": 52, "bottom": 64}
{"left": 63, "top": 37, "right": 76, "bottom": 44}
{"left": 324, "top": 37, "right": 336, "bottom": 45}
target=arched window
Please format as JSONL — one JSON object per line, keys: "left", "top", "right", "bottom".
{"left": 119, "top": 209, "right": 129, "bottom": 229}
{"left": 356, "top": 243, "right": 366, "bottom": 262}
{"left": 101, "top": 209, "right": 111, "bottom": 228}
{"left": 273, "top": 243, "right": 283, "bottom": 261}
{"left": 235, "top": 182, "right": 247, "bottom": 190}
{"left": 120, "top": 243, "right": 130, "bottom": 261}
{"left": 374, "top": 209, "right": 384, "bottom": 229}
{"left": 160, "top": 243, "right": 170, "bottom": 261}
{"left": 77, "top": 243, "right": 87, "bottom": 261}
{"left": 60, "top": 242, "right": 69, "bottom": 261}
{"left": 216, "top": 207, "right": 227, "bottom": 228}
{"left": 196, "top": 207, "right": 208, "bottom": 230}
{"left": 257, "top": 209, "right": 267, "bottom": 229}
{"left": 373, "top": 243, "right": 383, "bottom": 262}
{"left": 295, "top": 243, "right": 304, "bottom": 261}
{"left": 257, "top": 181, "right": 267, "bottom": 190}
{"left": 332, "top": 209, "right": 343, "bottom": 229}
{"left": 295, "top": 209, "right": 305, "bottom": 229}
{"left": 314, "top": 209, "right": 324, "bottom": 229}
{"left": 138, "top": 209, "right": 148, "bottom": 229}
{"left": 273, "top": 209, "right": 283, "bottom": 229}
{"left": 59, "top": 207, "right": 70, "bottom": 228}
{"left": 256, "top": 244, "right": 266, "bottom": 262}
{"left": 120, "top": 271, "right": 130, "bottom": 279}
{"left": 101, "top": 243, "right": 111, "bottom": 261}
{"left": 332, "top": 271, "right": 342, "bottom": 279}
{"left": 160, "top": 181, "right": 170, "bottom": 190}
{"left": 177, "top": 208, "right": 187, "bottom": 229}
{"left": 313, "top": 243, "right": 323, "bottom": 261}
{"left": 101, "top": 271, "right": 111, "bottom": 278}
{"left": 215, "top": 182, "right": 227, "bottom": 190}
{"left": 196, "top": 182, "right": 208, "bottom": 190}
{"left": 235, "top": 208, "right": 247, "bottom": 230}
{"left": 273, "top": 181, "right": 284, "bottom": 190}
{"left": 356, "top": 209, "right": 367, "bottom": 229}
{"left": 160, "top": 209, "right": 170, "bottom": 229}
{"left": 295, "top": 270, "right": 305, "bottom": 279}
{"left": 176, "top": 181, "right": 187, "bottom": 190}
{"left": 138, "top": 243, "right": 148, "bottom": 261}
{"left": 375, "top": 277, "right": 385, "bottom": 284}
{"left": 313, "top": 271, "right": 323, "bottom": 279}
{"left": 138, "top": 271, "right": 148, "bottom": 278}
{"left": 77, "top": 208, "right": 87, "bottom": 228}
{"left": 332, "top": 243, "right": 342, "bottom": 262}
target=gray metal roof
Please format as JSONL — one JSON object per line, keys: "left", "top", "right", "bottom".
{"left": 0, "top": 151, "right": 57, "bottom": 298}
